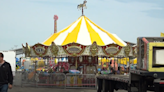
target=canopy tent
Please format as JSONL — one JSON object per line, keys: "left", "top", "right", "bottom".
{"left": 43, "top": 16, "right": 127, "bottom": 46}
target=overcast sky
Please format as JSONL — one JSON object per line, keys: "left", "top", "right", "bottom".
{"left": 0, "top": 0, "right": 164, "bottom": 51}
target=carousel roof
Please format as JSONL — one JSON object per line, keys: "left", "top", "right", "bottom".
{"left": 43, "top": 16, "right": 127, "bottom": 46}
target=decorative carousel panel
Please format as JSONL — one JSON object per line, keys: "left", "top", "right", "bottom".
{"left": 62, "top": 43, "right": 86, "bottom": 56}
{"left": 50, "top": 42, "right": 59, "bottom": 56}
{"left": 101, "top": 44, "right": 122, "bottom": 57}
{"left": 116, "top": 48, "right": 124, "bottom": 56}
{"left": 124, "top": 43, "right": 131, "bottom": 57}
{"left": 90, "top": 41, "right": 98, "bottom": 56}
{"left": 31, "top": 43, "right": 49, "bottom": 57}
{"left": 58, "top": 46, "right": 67, "bottom": 56}
{"left": 81, "top": 46, "right": 90, "bottom": 55}
{"left": 30, "top": 47, "right": 54, "bottom": 57}
{"left": 97, "top": 47, "right": 105, "bottom": 56}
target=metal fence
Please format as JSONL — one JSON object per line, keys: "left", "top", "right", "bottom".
{"left": 21, "top": 71, "right": 37, "bottom": 87}
{"left": 37, "top": 73, "right": 66, "bottom": 88}
{"left": 65, "top": 74, "right": 96, "bottom": 89}
{"left": 13, "top": 71, "right": 96, "bottom": 89}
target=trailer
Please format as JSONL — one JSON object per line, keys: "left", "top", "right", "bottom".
{"left": 0, "top": 51, "right": 16, "bottom": 76}
{"left": 96, "top": 37, "right": 164, "bottom": 92}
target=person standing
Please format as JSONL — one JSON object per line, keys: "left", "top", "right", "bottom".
{"left": 0, "top": 52, "right": 13, "bottom": 92}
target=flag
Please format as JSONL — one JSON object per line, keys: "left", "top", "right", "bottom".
{"left": 161, "top": 32, "right": 164, "bottom": 37}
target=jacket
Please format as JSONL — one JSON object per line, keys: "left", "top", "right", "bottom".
{"left": 0, "top": 61, "right": 13, "bottom": 86}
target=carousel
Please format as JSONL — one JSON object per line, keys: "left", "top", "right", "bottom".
{"left": 20, "top": 0, "right": 137, "bottom": 87}
{"left": 21, "top": 14, "right": 137, "bottom": 73}
{"left": 21, "top": 6, "right": 138, "bottom": 72}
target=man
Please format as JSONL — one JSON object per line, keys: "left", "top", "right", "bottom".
{"left": 0, "top": 52, "right": 13, "bottom": 92}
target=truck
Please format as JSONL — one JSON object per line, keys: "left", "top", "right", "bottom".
{"left": 96, "top": 37, "right": 164, "bottom": 92}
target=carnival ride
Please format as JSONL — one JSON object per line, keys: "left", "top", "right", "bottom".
{"left": 20, "top": 0, "right": 137, "bottom": 87}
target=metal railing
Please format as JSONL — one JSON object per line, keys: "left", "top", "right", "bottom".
{"left": 14, "top": 71, "right": 96, "bottom": 89}
{"left": 65, "top": 74, "right": 96, "bottom": 89}
{"left": 37, "top": 73, "right": 66, "bottom": 88}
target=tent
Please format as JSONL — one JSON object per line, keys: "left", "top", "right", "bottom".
{"left": 43, "top": 16, "right": 126, "bottom": 46}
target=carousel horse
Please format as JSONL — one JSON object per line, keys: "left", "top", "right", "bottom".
{"left": 77, "top": 0, "right": 87, "bottom": 10}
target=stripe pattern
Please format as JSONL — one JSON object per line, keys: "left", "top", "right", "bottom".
{"left": 43, "top": 16, "right": 127, "bottom": 46}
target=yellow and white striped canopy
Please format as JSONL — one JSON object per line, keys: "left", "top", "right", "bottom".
{"left": 43, "top": 16, "right": 126, "bottom": 46}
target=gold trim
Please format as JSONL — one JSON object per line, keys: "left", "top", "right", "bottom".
{"left": 22, "top": 43, "right": 31, "bottom": 57}
{"left": 32, "top": 43, "right": 48, "bottom": 57}
{"left": 50, "top": 42, "right": 59, "bottom": 56}
{"left": 66, "top": 46, "right": 82, "bottom": 53}
{"left": 62, "top": 43, "right": 86, "bottom": 56}
{"left": 124, "top": 43, "right": 131, "bottom": 57}
{"left": 90, "top": 41, "right": 98, "bottom": 56}
{"left": 102, "top": 44, "right": 122, "bottom": 57}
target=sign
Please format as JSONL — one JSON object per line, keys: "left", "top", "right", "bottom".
{"left": 54, "top": 15, "right": 58, "bottom": 21}
{"left": 105, "top": 47, "right": 118, "bottom": 54}
{"left": 50, "top": 42, "right": 59, "bottom": 56}
{"left": 35, "top": 47, "right": 45, "bottom": 54}
{"left": 62, "top": 43, "right": 86, "bottom": 56}
{"left": 66, "top": 46, "right": 81, "bottom": 53}
{"left": 32, "top": 43, "right": 48, "bottom": 57}
{"left": 102, "top": 44, "right": 122, "bottom": 57}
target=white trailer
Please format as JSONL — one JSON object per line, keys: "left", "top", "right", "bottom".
{"left": 0, "top": 51, "right": 16, "bottom": 76}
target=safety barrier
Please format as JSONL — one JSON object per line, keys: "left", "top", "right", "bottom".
{"left": 65, "top": 74, "right": 96, "bottom": 89}
{"left": 14, "top": 71, "right": 96, "bottom": 89}
{"left": 37, "top": 73, "right": 66, "bottom": 88}
{"left": 21, "top": 71, "right": 37, "bottom": 87}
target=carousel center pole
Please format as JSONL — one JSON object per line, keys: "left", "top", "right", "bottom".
{"left": 82, "top": 6, "right": 84, "bottom": 16}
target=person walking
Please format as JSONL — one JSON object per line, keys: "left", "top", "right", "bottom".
{"left": 0, "top": 52, "right": 13, "bottom": 92}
